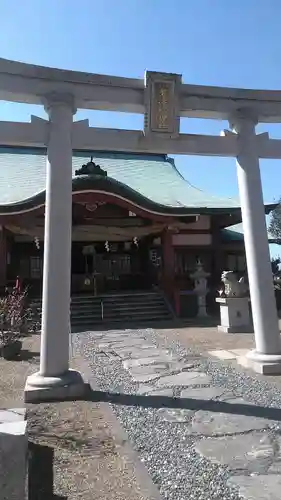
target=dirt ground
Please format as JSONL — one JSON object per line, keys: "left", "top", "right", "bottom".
{"left": 156, "top": 318, "right": 281, "bottom": 355}
{"left": 0, "top": 334, "right": 160, "bottom": 500}
{"left": 156, "top": 323, "right": 255, "bottom": 354}
{"left": 28, "top": 398, "right": 159, "bottom": 500}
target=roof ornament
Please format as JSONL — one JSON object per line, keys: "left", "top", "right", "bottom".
{"left": 75, "top": 156, "right": 107, "bottom": 177}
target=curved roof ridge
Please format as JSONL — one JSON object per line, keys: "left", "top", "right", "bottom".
{"left": 74, "top": 150, "right": 168, "bottom": 162}
{"left": 0, "top": 147, "right": 246, "bottom": 212}
{"left": 0, "top": 175, "right": 237, "bottom": 216}
{"left": 165, "top": 154, "right": 240, "bottom": 205}
{"left": 165, "top": 156, "right": 186, "bottom": 181}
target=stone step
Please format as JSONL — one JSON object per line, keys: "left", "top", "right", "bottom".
{"left": 30, "top": 291, "right": 173, "bottom": 327}
{"left": 71, "top": 290, "right": 159, "bottom": 299}
{"left": 71, "top": 301, "right": 167, "bottom": 313}
{"left": 71, "top": 314, "right": 171, "bottom": 326}
{"left": 32, "top": 299, "right": 165, "bottom": 310}
{"left": 72, "top": 310, "right": 171, "bottom": 321}
{"left": 70, "top": 297, "right": 165, "bottom": 306}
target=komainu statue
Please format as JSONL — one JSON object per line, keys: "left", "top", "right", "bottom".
{"left": 219, "top": 271, "right": 248, "bottom": 298}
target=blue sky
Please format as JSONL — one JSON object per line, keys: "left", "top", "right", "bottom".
{"left": 0, "top": 0, "right": 280, "bottom": 256}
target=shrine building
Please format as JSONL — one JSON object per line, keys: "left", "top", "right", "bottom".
{"left": 0, "top": 147, "right": 275, "bottom": 319}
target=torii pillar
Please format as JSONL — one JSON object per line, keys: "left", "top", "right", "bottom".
{"left": 24, "top": 93, "right": 89, "bottom": 402}
{"left": 230, "top": 109, "right": 281, "bottom": 374}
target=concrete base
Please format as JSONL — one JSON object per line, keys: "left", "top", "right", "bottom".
{"left": 0, "top": 408, "right": 27, "bottom": 500}
{"left": 237, "top": 350, "right": 281, "bottom": 375}
{"left": 218, "top": 325, "right": 253, "bottom": 334}
{"left": 216, "top": 297, "right": 252, "bottom": 334}
{"left": 24, "top": 369, "right": 90, "bottom": 403}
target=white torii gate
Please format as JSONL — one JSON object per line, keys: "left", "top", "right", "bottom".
{"left": 0, "top": 59, "right": 280, "bottom": 401}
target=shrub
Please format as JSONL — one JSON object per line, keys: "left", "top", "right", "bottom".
{"left": 0, "top": 288, "right": 29, "bottom": 346}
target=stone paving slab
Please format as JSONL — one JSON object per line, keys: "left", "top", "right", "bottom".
{"left": 128, "top": 361, "right": 196, "bottom": 383}
{"left": 222, "top": 396, "right": 256, "bottom": 405}
{"left": 180, "top": 387, "right": 225, "bottom": 400}
{"left": 129, "top": 363, "right": 171, "bottom": 376}
{"left": 155, "top": 371, "right": 211, "bottom": 387}
{"left": 98, "top": 338, "right": 148, "bottom": 349}
{"left": 228, "top": 475, "right": 281, "bottom": 500}
{"left": 196, "top": 433, "right": 274, "bottom": 472}
{"left": 146, "top": 388, "right": 175, "bottom": 397}
{"left": 191, "top": 406, "right": 273, "bottom": 436}
{"left": 99, "top": 343, "right": 152, "bottom": 352}
{"left": 129, "top": 371, "right": 166, "bottom": 384}
{"left": 208, "top": 349, "right": 237, "bottom": 360}
{"left": 99, "top": 332, "right": 135, "bottom": 340}
{"left": 208, "top": 348, "right": 249, "bottom": 361}
{"left": 117, "top": 348, "right": 169, "bottom": 360}
{"left": 230, "top": 348, "right": 250, "bottom": 356}
{"left": 136, "top": 385, "right": 175, "bottom": 396}
{"left": 123, "top": 354, "right": 175, "bottom": 369}
{"left": 98, "top": 336, "right": 170, "bottom": 360}
{"left": 158, "top": 407, "right": 193, "bottom": 422}
{"left": 115, "top": 344, "right": 157, "bottom": 353}
{"left": 0, "top": 408, "right": 26, "bottom": 423}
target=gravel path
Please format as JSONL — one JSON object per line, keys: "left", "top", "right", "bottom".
{"left": 72, "top": 327, "right": 281, "bottom": 500}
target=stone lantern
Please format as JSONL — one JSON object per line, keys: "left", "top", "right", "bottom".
{"left": 190, "top": 259, "right": 210, "bottom": 318}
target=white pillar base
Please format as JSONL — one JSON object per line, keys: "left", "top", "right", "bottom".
{"left": 237, "top": 349, "right": 281, "bottom": 375}
{"left": 24, "top": 369, "right": 90, "bottom": 403}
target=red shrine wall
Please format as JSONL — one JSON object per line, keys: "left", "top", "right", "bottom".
{"left": 173, "top": 233, "right": 212, "bottom": 246}
{"left": 0, "top": 202, "right": 246, "bottom": 312}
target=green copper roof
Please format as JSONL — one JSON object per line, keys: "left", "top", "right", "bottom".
{"left": 0, "top": 148, "right": 243, "bottom": 214}
{"left": 222, "top": 224, "right": 245, "bottom": 242}
{"left": 222, "top": 223, "right": 278, "bottom": 243}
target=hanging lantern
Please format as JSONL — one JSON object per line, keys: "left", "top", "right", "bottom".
{"left": 105, "top": 241, "right": 110, "bottom": 252}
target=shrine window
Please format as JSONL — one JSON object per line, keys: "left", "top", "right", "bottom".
{"left": 174, "top": 251, "right": 211, "bottom": 276}
{"left": 30, "top": 256, "right": 43, "bottom": 279}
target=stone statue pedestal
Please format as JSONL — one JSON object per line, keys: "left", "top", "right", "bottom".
{"left": 216, "top": 297, "right": 252, "bottom": 333}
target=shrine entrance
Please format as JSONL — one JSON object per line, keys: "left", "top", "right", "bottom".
{"left": 69, "top": 190, "right": 165, "bottom": 295}
{"left": 71, "top": 239, "right": 157, "bottom": 295}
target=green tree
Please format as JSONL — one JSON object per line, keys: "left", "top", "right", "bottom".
{"left": 271, "top": 257, "right": 281, "bottom": 276}
{"left": 269, "top": 200, "right": 281, "bottom": 243}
